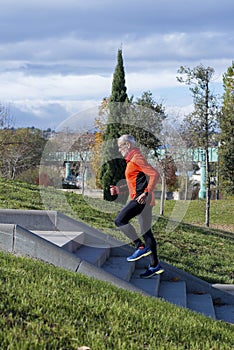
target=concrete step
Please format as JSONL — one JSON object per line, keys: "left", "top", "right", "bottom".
{"left": 29, "top": 230, "right": 234, "bottom": 324}
{"left": 130, "top": 269, "right": 160, "bottom": 296}
{"left": 75, "top": 245, "right": 110, "bottom": 267}
{"left": 1, "top": 209, "right": 234, "bottom": 325}
{"left": 32, "top": 231, "right": 85, "bottom": 252}
{"left": 28, "top": 227, "right": 234, "bottom": 325}
{"left": 158, "top": 281, "right": 187, "bottom": 307}
{"left": 0, "top": 224, "right": 81, "bottom": 272}
{"left": 110, "top": 245, "right": 135, "bottom": 258}
{"left": 33, "top": 229, "right": 111, "bottom": 267}
{"left": 214, "top": 304, "right": 234, "bottom": 324}
{"left": 212, "top": 284, "right": 234, "bottom": 296}
{"left": 102, "top": 257, "right": 135, "bottom": 281}
{"left": 187, "top": 293, "right": 216, "bottom": 319}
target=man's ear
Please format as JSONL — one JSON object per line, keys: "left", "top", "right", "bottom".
{"left": 126, "top": 141, "right": 131, "bottom": 149}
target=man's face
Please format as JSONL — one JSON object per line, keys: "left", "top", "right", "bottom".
{"left": 118, "top": 140, "right": 130, "bottom": 158}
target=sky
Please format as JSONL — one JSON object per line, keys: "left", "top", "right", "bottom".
{"left": 0, "top": 0, "right": 233, "bottom": 131}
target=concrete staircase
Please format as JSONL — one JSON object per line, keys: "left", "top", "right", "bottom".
{"left": 0, "top": 209, "right": 233, "bottom": 324}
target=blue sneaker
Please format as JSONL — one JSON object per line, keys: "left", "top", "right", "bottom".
{"left": 127, "top": 247, "right": 152, "bottom": 262}
{"left": 140, "top": 264, "right": 164, "bottom": 278}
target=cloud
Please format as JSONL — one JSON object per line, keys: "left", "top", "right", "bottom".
{"left": 0, "top": 0, "right": 233, "bottom": 129}
{"left": 0, "top": 29, "right": 232, "bottom": 78}
{"left": 1, "top": 0, "right": 233, "bottom": 41}
{"left": 12, "top": 99, "right": 100, "bottom": 130}
{"left": 0, "top": 71, "right": 111, "bottom": 99}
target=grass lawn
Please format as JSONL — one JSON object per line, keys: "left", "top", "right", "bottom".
{"left": 0, "top": 251, "right": 233, "bottom": 350}
{"left": 0, "top": 179, "right": 234, "bottom": 349}
{"left": 0, "top": 178, "right": 233, "bottom": 285}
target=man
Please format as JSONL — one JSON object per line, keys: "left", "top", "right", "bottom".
{"left": 110, "top": 134, "right": 164, "bottom": 278}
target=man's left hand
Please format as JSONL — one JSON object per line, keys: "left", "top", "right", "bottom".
{"left": 136, "top": 193, "right": 148, "bottom": 204}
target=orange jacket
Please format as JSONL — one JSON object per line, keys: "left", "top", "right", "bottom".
{"left": 125, "top": 148, "right": 159, "bottom": 205}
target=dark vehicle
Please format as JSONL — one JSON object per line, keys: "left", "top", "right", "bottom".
{"left": 62, "top": 176, "right": 80, "bottom": 189}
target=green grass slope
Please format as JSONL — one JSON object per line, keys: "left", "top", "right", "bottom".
{"left": 0, "top": 179, "right": 234, "bottom": 349}
{"left": 0, "top": 179, "right": 233, "bottom": 284}
{"left": 0, "top": 251, "right": 233, "bottom": 350}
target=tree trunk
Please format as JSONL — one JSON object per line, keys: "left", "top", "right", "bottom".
{"left": 160, "top": 173, "right": 166, "bottom": 216}
{"left": 216, "top": 161, "right": 219, "bottom": 200}
{"left": 81, "top": 165, "right": 86, "bottom": 196}
{"left": 184, "top": 173, "right": 188, "bottom": 200}
{"left": 205, "top": 147, "right": 211, "bottom": 227}
{"left": 205, "top": 75, "right": 211, "bottom": 227}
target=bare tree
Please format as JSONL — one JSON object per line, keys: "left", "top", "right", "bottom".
{"left": 0, "top": 103, "right": 14, "bottom": 129}
{"left": 71, "top": 132, "right": 95, "bottom": 195}
{"left": 0, "top": 128, "right": 46, "bottom": 180}
{"left": 177, "top": 64, "right": 219, "bottom": 227}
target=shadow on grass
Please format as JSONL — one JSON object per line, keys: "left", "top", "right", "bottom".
{"left": 155, "top": 216, "right": 234, "bottom": 240}
{"left": 153, "top": 217, "right": 234, "bottom": 284}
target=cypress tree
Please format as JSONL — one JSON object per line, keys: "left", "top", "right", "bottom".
{"left": 99, "top": 49, "right": 129, "bottom": 201}
{"left": 110, "top": 49, "right": 128, "bottom": 103}
{"left": 219, "top": 62, "right": 234, "bottom": 195}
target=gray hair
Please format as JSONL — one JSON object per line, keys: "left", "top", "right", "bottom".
{"left": 118, "top": 134, "right": 136, "bottom": 145}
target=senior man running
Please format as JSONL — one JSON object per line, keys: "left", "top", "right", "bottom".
{"left": 110, "top": 134, "right": 164, "bottom": 278}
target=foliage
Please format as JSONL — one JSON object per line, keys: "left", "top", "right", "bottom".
{"left": 109, "top": 49, "right": 128, "bottom": 104}
{"left": 177, "top": 64, "right": 220, "bottom": 227}
{"left": 159, "top": 155, "right": 178, "bottom": 191}
{"left": 99, "top": 49, "right": 129, "bottom": 201}
{"left": 98, "top": 52, "right": 167, "bottom": 203}
{"left": 71, "top": 133, "right": 95, "bottom": 194}
{"left": 0, "top": 128, "right": 46, "bottom": 180}
{"left": 15, "top": 167, "right": 40, "bottom": 185}
{"left": 126, "top": 91, "right": 166, "bottom": 155}
{"left": 219, "top": 61, "right": 234, "bottom": 195}
{"left": 177, "top": 65, "right": 219, "bottom": 148}
{"left": 90, "top": 97, "right": 109, "bottom": 188}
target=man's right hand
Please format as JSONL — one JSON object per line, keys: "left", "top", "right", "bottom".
{"left": 110, "top": 185, "right": 119, "bottom": 196}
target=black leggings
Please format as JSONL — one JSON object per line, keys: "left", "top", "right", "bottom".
{"left": 114, "top": 197, "right": 158, "bottom": 266}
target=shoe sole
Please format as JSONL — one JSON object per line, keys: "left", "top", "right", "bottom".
{"left": 140, "top": 268, "right": 164, "bottom": 279}
{"left": 127, "top": 250, "right": 152, "bottom": 262}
